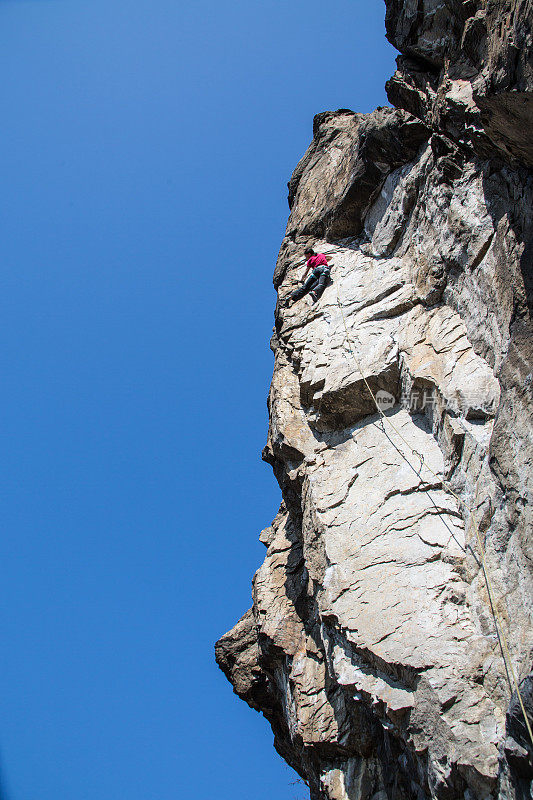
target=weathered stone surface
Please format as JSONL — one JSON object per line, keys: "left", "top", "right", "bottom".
{"left": 216, "top": 2, "right": 533, "bottom": 798}
{"left": 386, "top": 0, "right": 533, "bottom": 166}
{"left": 284, "top": 107, "right": 429, "bottom": 244}
{"left": 215, "top": 608, "right": 268, "bottom": 711}
{"left": 473, "top": 0, "right": 533, "bottom": 166}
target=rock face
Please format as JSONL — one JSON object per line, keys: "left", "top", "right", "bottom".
{"left": 216, "top": 2, "right": 533, "bottom": 798}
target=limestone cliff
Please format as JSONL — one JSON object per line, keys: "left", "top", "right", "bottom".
{"left": 216, "top": 2, "right": 533, "bottom": 798}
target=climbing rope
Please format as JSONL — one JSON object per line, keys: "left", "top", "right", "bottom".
{"left": 327, "top": 276, "right": 533, "bottom": 748}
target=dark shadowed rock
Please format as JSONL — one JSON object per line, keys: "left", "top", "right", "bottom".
{"left": 286, "top": 107, "right": 429, "bottom": 241}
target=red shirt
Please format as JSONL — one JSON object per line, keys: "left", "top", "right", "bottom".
{"left": 307, "top": 253, "right": 329, "bottom": 270}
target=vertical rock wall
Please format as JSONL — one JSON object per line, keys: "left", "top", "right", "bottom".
{"left": 216, "top": 2, "right": 533, "bottom": 798}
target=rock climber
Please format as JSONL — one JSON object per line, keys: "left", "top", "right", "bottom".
{"left": 290, "top": 247, "right": 331, "bottom": 304}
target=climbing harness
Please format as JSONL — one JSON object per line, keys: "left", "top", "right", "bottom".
{"left": 331, "top": 276, "right": 533, "bottom": 748}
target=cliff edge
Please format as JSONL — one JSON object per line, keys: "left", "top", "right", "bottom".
{"left": 216, "top": 2, "right": 533, "bottom": 798}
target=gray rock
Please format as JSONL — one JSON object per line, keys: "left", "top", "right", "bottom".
{"left": 285, "top": 107, "right": 429, "bottom": 243}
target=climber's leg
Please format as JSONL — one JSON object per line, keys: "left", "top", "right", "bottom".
{"left": 291, "top": 271, "right": 319, "bottom": 301}
{"left": 312, "top": 269, "right": 330, "bottom": 300}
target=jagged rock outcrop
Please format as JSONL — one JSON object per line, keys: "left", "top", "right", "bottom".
{"left": 216, "top": 2, "right": 533, "bottom": 798}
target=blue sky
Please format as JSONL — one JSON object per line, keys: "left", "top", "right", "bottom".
{"left": 0, "top": 1, "right": 396, "bottom": 798}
